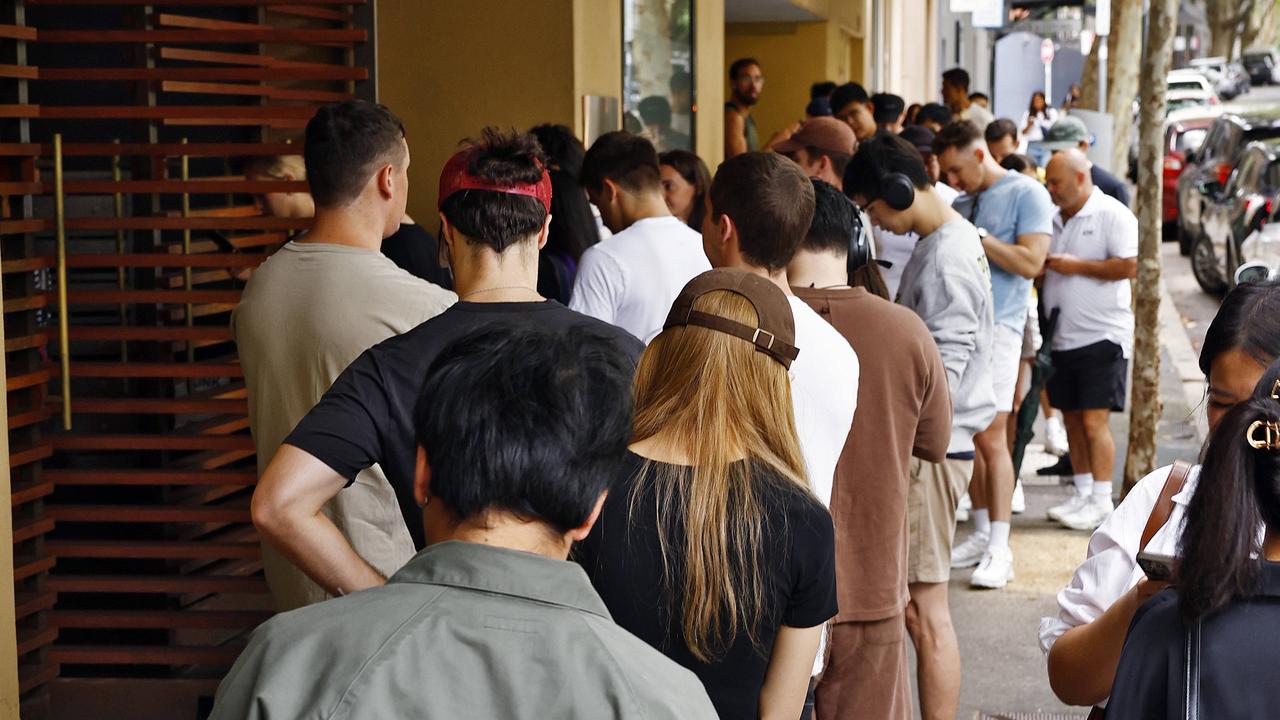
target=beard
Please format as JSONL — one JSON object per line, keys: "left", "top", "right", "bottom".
{"left": 734, "top": 90, "right": 759, "bottom": 107}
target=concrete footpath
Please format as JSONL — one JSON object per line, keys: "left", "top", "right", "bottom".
{"left": 924, "top": 278, "right": 1208, "bottom": 720}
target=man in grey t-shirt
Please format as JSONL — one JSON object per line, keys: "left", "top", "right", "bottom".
{"left": 845, "top": 134, "right": 995, "bottom": 720}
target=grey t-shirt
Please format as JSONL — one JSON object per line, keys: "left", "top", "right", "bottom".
{"left": 895, "top": 218, "right": 997, "bottom": 453}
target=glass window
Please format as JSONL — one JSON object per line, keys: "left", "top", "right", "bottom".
{"left": 1177, "top": 128, "right": 1208, "bottom": 155}
{"left": 622, "top": 0, "right": 694, "bottom": 152}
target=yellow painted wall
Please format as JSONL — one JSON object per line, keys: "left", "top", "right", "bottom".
{"left": 724, "top": 22, "right": 831, "bottom": 146}
{"left": 696, "top": 0, "right": 726, "bottom": 171}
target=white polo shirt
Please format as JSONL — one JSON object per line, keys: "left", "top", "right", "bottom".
{"left": 570, "top": 215, "right": 710, "bottom": 342}
{"left": 1043, "top": 187, "right": 1139, "bottom": 356}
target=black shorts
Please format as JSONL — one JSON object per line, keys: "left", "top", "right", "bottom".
{"left": 1047, "top": 340, "right": 1127, "bottom": 412}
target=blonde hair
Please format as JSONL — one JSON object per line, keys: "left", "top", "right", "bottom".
{"left": 630, "top": 289, "right": 810, "bottom": 662}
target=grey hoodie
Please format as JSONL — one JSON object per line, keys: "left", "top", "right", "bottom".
{"left": 896, "top": 218, "right": 997, "bottom": 454}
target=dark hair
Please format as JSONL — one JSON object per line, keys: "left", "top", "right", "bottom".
{"left": 844, "top": 133, "right": 933, "bottom": 205}
{"left": 729, "top": 57, "right": 760, "bottom": 81}
{"left": 545, "top": 169, "right": 598, "bottom": 262}
{"left": 1178, "top": 357, "right": 1280, "bottom": 621}
{"left": 413, "top": 326, "right": 634, "bottom": 534}
{"left": 932, "top": 120, "right": 984, "bottom": 156}
{"left": 906, "top": 103, "right": 923, "bottom": 124}
{"left": 871, "top": 93, "right": 906, "bottom": 125}
{"left": 969, "top": 91, "right": 989, "bottom": 103}
{"left": 916, "top": 103, "right": 953, "bottom": 128}
{"left": 638, "top": 96, "right": 673, "bottom": 128}
{"left": 985, "top": 118, "right": 1018, "bottom": 144}
{"left": 709, "top": 152, "right": 815, "bottom": 272}
{"left": 1198, "top": 280, "right": 1280, "bottom": 378}
{"left": 802, "top": 178, "right": 856, "bottom": 255}
{"left": 830, "top": 82, "right": 870, "bottom": 115}
{"left": 439, "top": 128, "right": 548, "bottom": 253}
{"left": 1000, "top": 153, "right": 1038, "bottom": 174}
{"left": 659, "top": 149, "right": 711, "bottom": 230}
{"left": 670, "top": 69, "right": 692, "bottom": 92}
{"left": 803, "top": 146, "right": 853, "bottom": 178}
{"left": 810, "top": 81, "right": 837, "bottom": 99}
{"left": 1028, "top": 90, "right": 1051, "bottom": 115}
{"left": 942, "top": 67, "right": 971, "bottom": 91}
{"left": 528, "top": 124, "right": 586, "bottom": 177}
{"left": 581, "top": 131, "right": 662, "bottom": 195}
{"left": 303, "top": 100, "right": 406, "bottom": 208}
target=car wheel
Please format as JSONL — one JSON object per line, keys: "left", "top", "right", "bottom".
{"left": 1191, "top": 232, "right": 1227, "bottom": 295}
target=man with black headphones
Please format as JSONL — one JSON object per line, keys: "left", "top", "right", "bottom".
{"left": 844, "top": 134, "right": 997, "bottom": 720}
{"left": 791, "top": 178, "right": 952, "bottom": 719}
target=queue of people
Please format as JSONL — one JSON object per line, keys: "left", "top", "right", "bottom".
{"left": 212, "top": 57, "right": 1280, "bottom": 718}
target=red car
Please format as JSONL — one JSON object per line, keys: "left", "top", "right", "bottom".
{"left": 1164, "top": 116, "right": 1215, "bottom": 225}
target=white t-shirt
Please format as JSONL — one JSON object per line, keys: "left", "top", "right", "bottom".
{"left": 959, "top": 102, "right": 995, "bottom": 132}
{"left": 787, "top": 296, "right": 859, "bottom": 676}
{"left": 1043, "top": 187, "right": 1139, "bottom": 355}
{"left": 1020, "top": 107, "right": 1060, "bottom": 142}
{"left": 877, "top": 183, "right": 960, "bottom": 300}
{"left": 570, "top": 215, "right": 710, "bottom": 342}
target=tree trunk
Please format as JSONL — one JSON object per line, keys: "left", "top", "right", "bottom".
{"left": 1208, "top": 0, "right": 1251, "bottom": 60}
{"left": 1124, "top": 0, "right": 1178, "bottom": 496}
{"left": 1074, "top": 0, "right": 1142, "bottom": 175}
{"left": 1242, "top": 0, "right": 1279, "bottom": 52}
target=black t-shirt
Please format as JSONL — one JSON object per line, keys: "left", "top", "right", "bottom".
{"left": 381, "top": 223, "right": 453, "bottom": 290}
{"left": 574, "top": 452, "right": 838, "bottom": 720}
{"left": 285, "top": 301, "right": 644, "bottom": 548}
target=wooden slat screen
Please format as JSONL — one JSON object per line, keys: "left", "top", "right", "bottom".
{"left": 2, "top": 2, "right": 372, "bottom": 717}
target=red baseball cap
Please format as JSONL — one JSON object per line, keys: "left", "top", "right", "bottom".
{"left": 773, "top": 117, "right": 857, "bottom": 157}
{"left": 437, "top": 145, "right": 552, "bottom": 213}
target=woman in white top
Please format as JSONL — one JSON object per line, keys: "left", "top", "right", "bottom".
{"left": 1040, "top": 279, "right": 1280, "bottom": 708}
{"left": 1020, "top": 92, "right": 1059, "bottom": 142}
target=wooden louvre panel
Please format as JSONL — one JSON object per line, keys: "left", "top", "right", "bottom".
{"left": 2, "top": 2, "right": 373, "bottom": 717}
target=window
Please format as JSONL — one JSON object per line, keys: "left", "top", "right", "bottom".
{"left": 622, "top": 0, "right": 694, "bottom": 152}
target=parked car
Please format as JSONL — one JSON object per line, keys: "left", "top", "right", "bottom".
{"left": 1192, "top": 139, "right": 1280, "bottom": 293}
{"left": 1167, "top": 68, "right": 1219, "bottom": 97}
{"left": 1162, "top": 112, "right": 1216, "bottom": 229}
{"left": 1188, "top": 57, "right": 1250, "bottom": 99}
{"left": 1243, "top": 48, "right": 1280, "bottom": 85}
{"left": 1176, "top": 107, "right": 1280, "bottom": 257}
{"left": 1129, "top": 101, "right": 1221, "bottom": 182}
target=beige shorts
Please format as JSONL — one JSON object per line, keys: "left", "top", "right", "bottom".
{"left": 907, "top": 456, "right": 974, "bottom": 584}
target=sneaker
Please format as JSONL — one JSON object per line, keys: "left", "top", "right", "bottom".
{"left": 1047, "top": 490, "right": 1091, "bottom": 523}
{"left": 1058, "top": 496, "right": 1115, "bottom": 531}
{"left": 955, "top": 492, "right": 972, "bottom": 523}
{"left": 1036, "top": 455, "right": 1074, "bottom": 478}
{"left": 950, "top": 530, "right": 989, "bottom": 569}
{"left": 1011, "top": 480, "right": 1026, "bottom": 515}
{"left": 1045, "top": 416, "right": 1070, "bottom": 457}
{"left": 970, "top": 546, "right": 1015, "bottom": 589}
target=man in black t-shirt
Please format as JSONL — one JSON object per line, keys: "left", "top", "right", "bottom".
{"left": 251, "top": 128, "right": 643, "bottom": 598}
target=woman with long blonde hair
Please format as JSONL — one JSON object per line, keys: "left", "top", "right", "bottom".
{"left": 575, "top": 268, "right": 837, "bottom": 720}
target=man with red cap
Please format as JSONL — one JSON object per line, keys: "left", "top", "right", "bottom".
{"left": 773, "top": 116, "right": 857, "bottom": 191}
{"left": 251, "top": 128, "right": 644, "bottom": 597}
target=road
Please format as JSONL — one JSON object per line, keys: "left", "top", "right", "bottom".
{"left": 924, "top": 84, "right": 1280, "bottom": 720}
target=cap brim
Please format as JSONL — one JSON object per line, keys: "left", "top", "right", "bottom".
{"left": 1036, "top": 139, "right": 1079, "bottom": 151}
{"left": 773, "top": 137, "right": 805, "bottom": 155}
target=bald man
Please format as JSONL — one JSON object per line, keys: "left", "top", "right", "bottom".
{"left": 1041, "top": 149, "right": 1138, "bottom": 532}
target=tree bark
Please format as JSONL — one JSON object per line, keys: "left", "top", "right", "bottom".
{"left": 1124, "top": 0, "right": 1179, "bottom": 496}
{"left": 1242, "top": 0, "right": 1280, "bottom": 52}
{"left": 1074, "top": 0, "right": 1142, "bottom": 174}
{"left": 1208, "top": 0, "right": 1252, "bottom": 60}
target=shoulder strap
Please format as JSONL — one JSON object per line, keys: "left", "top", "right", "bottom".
{"left": 1140, "top": 460, "right": 1194, "bottom": 552}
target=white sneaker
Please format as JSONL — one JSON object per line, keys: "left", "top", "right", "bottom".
{"left": 1045, "top": 416, "right": 1070, "bottom": 457}
{"left": 956, "top": 492, "right": 972, "bottom": 523}
{"left": 1011, "top": 480, "right": 1026, "bottom": 515}
{"left": 1047, "top": 490, "right": 1092, "bottom": 523}
{"left": 1058, "top": 496, "right": 1115, "bottom": 531}
{"left": 970, "top": 546, "right": 1015, "bottom": 589}
{"left": 950, "top": 531, "right": 989, "bottom": 569}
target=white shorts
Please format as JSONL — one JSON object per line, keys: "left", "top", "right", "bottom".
{"left": 992, "top": 323, "right": 1023, "bottom": 413}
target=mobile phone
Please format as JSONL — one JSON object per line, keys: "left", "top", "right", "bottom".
{"left": 1136, "top": 551, "right": 1177, "bottom": 582}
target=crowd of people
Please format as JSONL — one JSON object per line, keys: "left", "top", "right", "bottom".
{"left": 208, "top": 56, "right": 1280, "bottom": 719}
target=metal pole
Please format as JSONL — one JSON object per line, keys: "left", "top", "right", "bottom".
{"left": 1045, "top": 61, "right": 1053, "bottom": 114}
{"left": 1099, "top": 39, "right": 1109, "bottom": 114}
{"left": 53, "top": 134, "right": 71, "bottom": 430}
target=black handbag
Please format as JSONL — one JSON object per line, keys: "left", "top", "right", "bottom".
{"left": 1183, "top": 620, "right": 1202, "bottom": 720}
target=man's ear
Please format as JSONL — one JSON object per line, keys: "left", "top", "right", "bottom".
{"left": 536, "top": 212, "right": 552, "bottom": 250}
{"left": 568, "top": 490, "right": 608, "bottom": 542}
{"left": 413, "top": 446, "right": 432, "bottom": 507}
{"left": 376, "top": 163, "right": 395, "bottom": 200}
{"left": 600, "top": 177, "right": 621, "bottom": 206}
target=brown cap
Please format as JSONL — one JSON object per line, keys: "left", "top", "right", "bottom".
{"left": 663, "top": 268, "right": 799, "bottom": 369}
{"left": 773, "top": 117, "right": 857, "bottom": 157}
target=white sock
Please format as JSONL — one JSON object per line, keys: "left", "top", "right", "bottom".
{"left": 1047, "top": 415, "right": 1065, "bottom": 434}
{"left": 1072, "top": 473, "right": 1094, "bottom": 495}
{"left": 989, "top": 521, "right": 1012, "bottom": 551}
{"left": 1092, "top": 481, "right": 1113, "bottom": 503}
{"left": 972, "top": 508, "right": 991, "bottom": 535}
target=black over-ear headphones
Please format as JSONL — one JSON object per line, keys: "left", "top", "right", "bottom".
{"left": 846, "top": 201, "right": 870, "bottom": 275}
{"left": 879, "top": 171, "right": 916, "bottom": 211}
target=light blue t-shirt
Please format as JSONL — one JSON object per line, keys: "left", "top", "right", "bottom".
{"left": 952, "top": 172, "right": 1054, "bottom": 329}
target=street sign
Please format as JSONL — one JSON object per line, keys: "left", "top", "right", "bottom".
{"left": 1096, "top": 0, "right": 1112, "bottom": 36}
{"left": 1041, "top": 38, "right": 1055, "bottom": 64}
